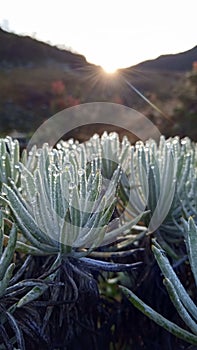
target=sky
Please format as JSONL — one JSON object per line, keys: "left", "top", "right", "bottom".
{"left": 0, "top": 0, "right": 196, "bottom": 72}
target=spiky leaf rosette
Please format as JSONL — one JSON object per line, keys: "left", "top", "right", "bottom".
{"left": 121, "top": 136, "right": 196, "bottom": 244}
{"left": 1, "top": 143, "right": 143, "bottom": 257}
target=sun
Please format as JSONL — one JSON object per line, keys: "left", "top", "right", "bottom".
{"left": 102, "top": 64, "right": 118, "bottom": 74}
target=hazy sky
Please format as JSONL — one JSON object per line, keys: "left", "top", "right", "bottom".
{"left": 0, "top": 0, "right": 196, "bottom": 72}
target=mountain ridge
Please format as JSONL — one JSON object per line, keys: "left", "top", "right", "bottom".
{"left": 0, "top": 28, "right": 196, "bottom": 140}
{"left": 131, "top": 45, "right": 197, "bottom": 72}
{"left": 0, "top": 27, "right": 89, "bottom": 68}
{"left": 0, "top": 27, "right": 196, "bottom": 71}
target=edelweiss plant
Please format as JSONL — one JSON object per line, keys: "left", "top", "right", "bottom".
{"left": 2, "top": 143, "right": 142, "bottom": 257}
{"left": 0, "top": 133, "right": 195, "bottom": 348}
{"left": 58, "top": 134, "right": 197, "bottom": 257}
{"left": 119, "top": 136, "right": 197, "bottom": 257}
{"left": 0, "top": 141, "right": 144, "bottom": 312}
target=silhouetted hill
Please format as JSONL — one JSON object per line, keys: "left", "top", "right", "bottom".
{"left": 131, "top": 46, "right": 197, "bottom": 72}
{"left": 0, "top": 27, "right": 88, "bottom": 68}
{"left": 0, "top": 28, "right": 196, "bottom": 141}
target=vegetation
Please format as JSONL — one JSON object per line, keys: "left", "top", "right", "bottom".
{"left": 0, "top": 27, "right": 196, "bottom": 349}
{"left": 0, "top": 133, "right": 196, "bottom": 349}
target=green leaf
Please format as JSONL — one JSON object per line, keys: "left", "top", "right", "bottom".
{"left": 0, "top": 224, "right": 17, "bottom": 280}
{"left": 0, "top": 263, "right": 15, "bottom": 298}
{"left": 17, "top": 255, "right": 61, "bottom": 307}
{"left": 184, "top": 217, "right": 197, "bottom": 286}
{"left": 2, "top": 184, "right": 55, "bottom": 252}
{"left": 152, "top": 244, "right": 197, "bottom": 321}
{"left": 120, "top": 286, "right": 197, "bottom": 346}
{"left": 164, "top": 278, "right": 197, "bottom": 335}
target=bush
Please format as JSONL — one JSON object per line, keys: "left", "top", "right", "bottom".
{"left": 0, "top": 133, "right": 196, "bottom": 349}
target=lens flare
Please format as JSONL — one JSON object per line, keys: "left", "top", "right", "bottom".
{"left": 102, "top": 65, "right": 117, "bottom": 74}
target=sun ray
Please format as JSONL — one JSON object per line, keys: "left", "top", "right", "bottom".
{"left": 70, "top": 64, "right": 174, "bottom": 128}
